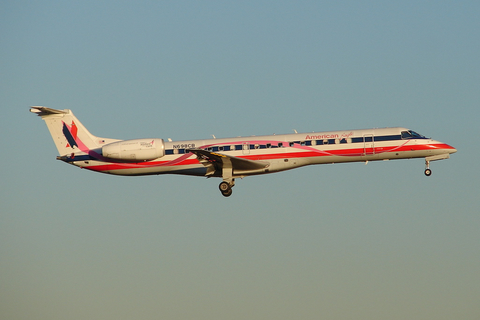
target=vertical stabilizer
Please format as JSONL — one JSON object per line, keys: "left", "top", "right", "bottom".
{"left": 30, "top": 107, "right": 116, "bottom": 156}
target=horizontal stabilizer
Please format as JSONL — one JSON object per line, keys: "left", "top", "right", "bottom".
{"left": 30, "top": 106, "right": 67, "bottom": 116}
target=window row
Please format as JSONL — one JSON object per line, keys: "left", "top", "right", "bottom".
{"left": 164, "top": 133, "right": 420, "bottom": 155}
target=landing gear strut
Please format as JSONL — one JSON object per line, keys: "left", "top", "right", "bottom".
{"left": 219, "top": 179, "right": 235, "bottom": 197}
{"left": 425, "top": 159, "right": 432, "bottom": 176}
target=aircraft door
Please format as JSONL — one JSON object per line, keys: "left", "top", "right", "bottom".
{"left": 242, "top": 142, "right": 250, "bottom": 155}
{"left": 363, "top": 134, "right": 375, "bottom": 156}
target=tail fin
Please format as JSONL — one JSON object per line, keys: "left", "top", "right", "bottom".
{"left": 30, "top": 107, "right": 116, "bottom": 156}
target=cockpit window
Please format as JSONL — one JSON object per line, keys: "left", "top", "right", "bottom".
{"left": 401, "top": 130, "right": 426, "bottom": 139}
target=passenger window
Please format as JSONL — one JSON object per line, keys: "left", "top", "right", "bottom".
{"left": 218, "top": 146, "right": 224, "bottom": 151}
{"left": 300, "top": 141, "right": 306, "bottom": 146}
{"left": 289, "top": 142, "right": 294, "bottom": 147}
{"left": 278, "top": 142, "right": 283, "bottom": 147}
{"left": 254, "top": 144, "right": 260, "bottom": 149}
{"left": 266, "top": 143, "right": 271, "bottom": 148}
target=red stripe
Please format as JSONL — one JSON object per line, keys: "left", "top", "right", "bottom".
{"left": 86, "top": 143, "right": 454, "bottom": 172}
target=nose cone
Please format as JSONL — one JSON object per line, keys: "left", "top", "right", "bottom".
{"left": 444, "top": 143, "right": 457, "bottom": 154}
{"left": 445, "top": 144, "right": 457, "bottom": 153}
{"left": 430, "top": 140, "right": 457, "bottom": 154}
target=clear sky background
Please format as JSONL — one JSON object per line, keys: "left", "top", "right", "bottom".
{"left": 1, "top": 1, "right": 479, "bottom": 319}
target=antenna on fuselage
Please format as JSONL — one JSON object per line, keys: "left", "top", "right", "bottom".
{"left": 293, "top": 129, "right": 298, "bottom": 134}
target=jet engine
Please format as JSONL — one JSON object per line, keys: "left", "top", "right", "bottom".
{"left": 102, "top": 138, "right": 165, "bottom": 161}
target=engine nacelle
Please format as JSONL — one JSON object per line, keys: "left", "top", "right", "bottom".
{"left": 102, "top": 138, "right": 165, "bottom": 161}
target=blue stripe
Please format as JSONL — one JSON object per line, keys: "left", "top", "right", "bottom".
{"left": 61, "top": 155, "right": 95, "bottom": 162}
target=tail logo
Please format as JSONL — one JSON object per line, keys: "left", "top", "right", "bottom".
{"left": 62, "top": 121, "right": 78, "bottom": 149}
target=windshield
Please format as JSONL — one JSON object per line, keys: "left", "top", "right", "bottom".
{"left": 401, "top": 130, "right": 427, "bottom": 139}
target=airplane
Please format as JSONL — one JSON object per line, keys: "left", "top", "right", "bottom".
{"left": 30, "top": 106, "right": 457, "bottom": 197}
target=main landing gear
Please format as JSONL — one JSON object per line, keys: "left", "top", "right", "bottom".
{"left": 219, "top": 179, "right": 235, "bottom": 197}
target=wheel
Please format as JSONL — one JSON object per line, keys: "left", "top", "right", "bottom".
{"left": 221, "top": 188, "right": 233, "bottom": 197}
{"left": 424, "top": 168, "right": 432, "bottom": 176}
{"left": 219, "top": 181, "right": 230, "bottom": 192}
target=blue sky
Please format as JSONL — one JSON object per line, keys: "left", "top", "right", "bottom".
{"left": 1, "top": 1, "right": 479, "bottom": 319}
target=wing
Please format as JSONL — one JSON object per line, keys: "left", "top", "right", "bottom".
{"left": 187, "top": 148, "right": 270, "bottom": 177}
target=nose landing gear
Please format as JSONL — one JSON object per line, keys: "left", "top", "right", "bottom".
{"left": 424, "top": 153, "right": 451, "bottom": 176}
{"left": 425, "top": 158, "right": 432, "bottom": 176}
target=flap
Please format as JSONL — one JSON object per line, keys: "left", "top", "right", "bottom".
{"left": 187, "top": 148, "right": 269, "bottom": 174}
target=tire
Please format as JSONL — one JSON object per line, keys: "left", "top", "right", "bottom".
{"left": 424, "top": 169, "right": 432, "bottom": 176}
{"left": 219, "top": 181, "right": 230, "bottom": 192}
{"left": 221, "top": 188, "right": 233, "bottom": 197}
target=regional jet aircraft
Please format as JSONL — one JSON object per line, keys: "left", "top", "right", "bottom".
{"left": 30, "top": 107, "right": 457, "bottom": 197}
